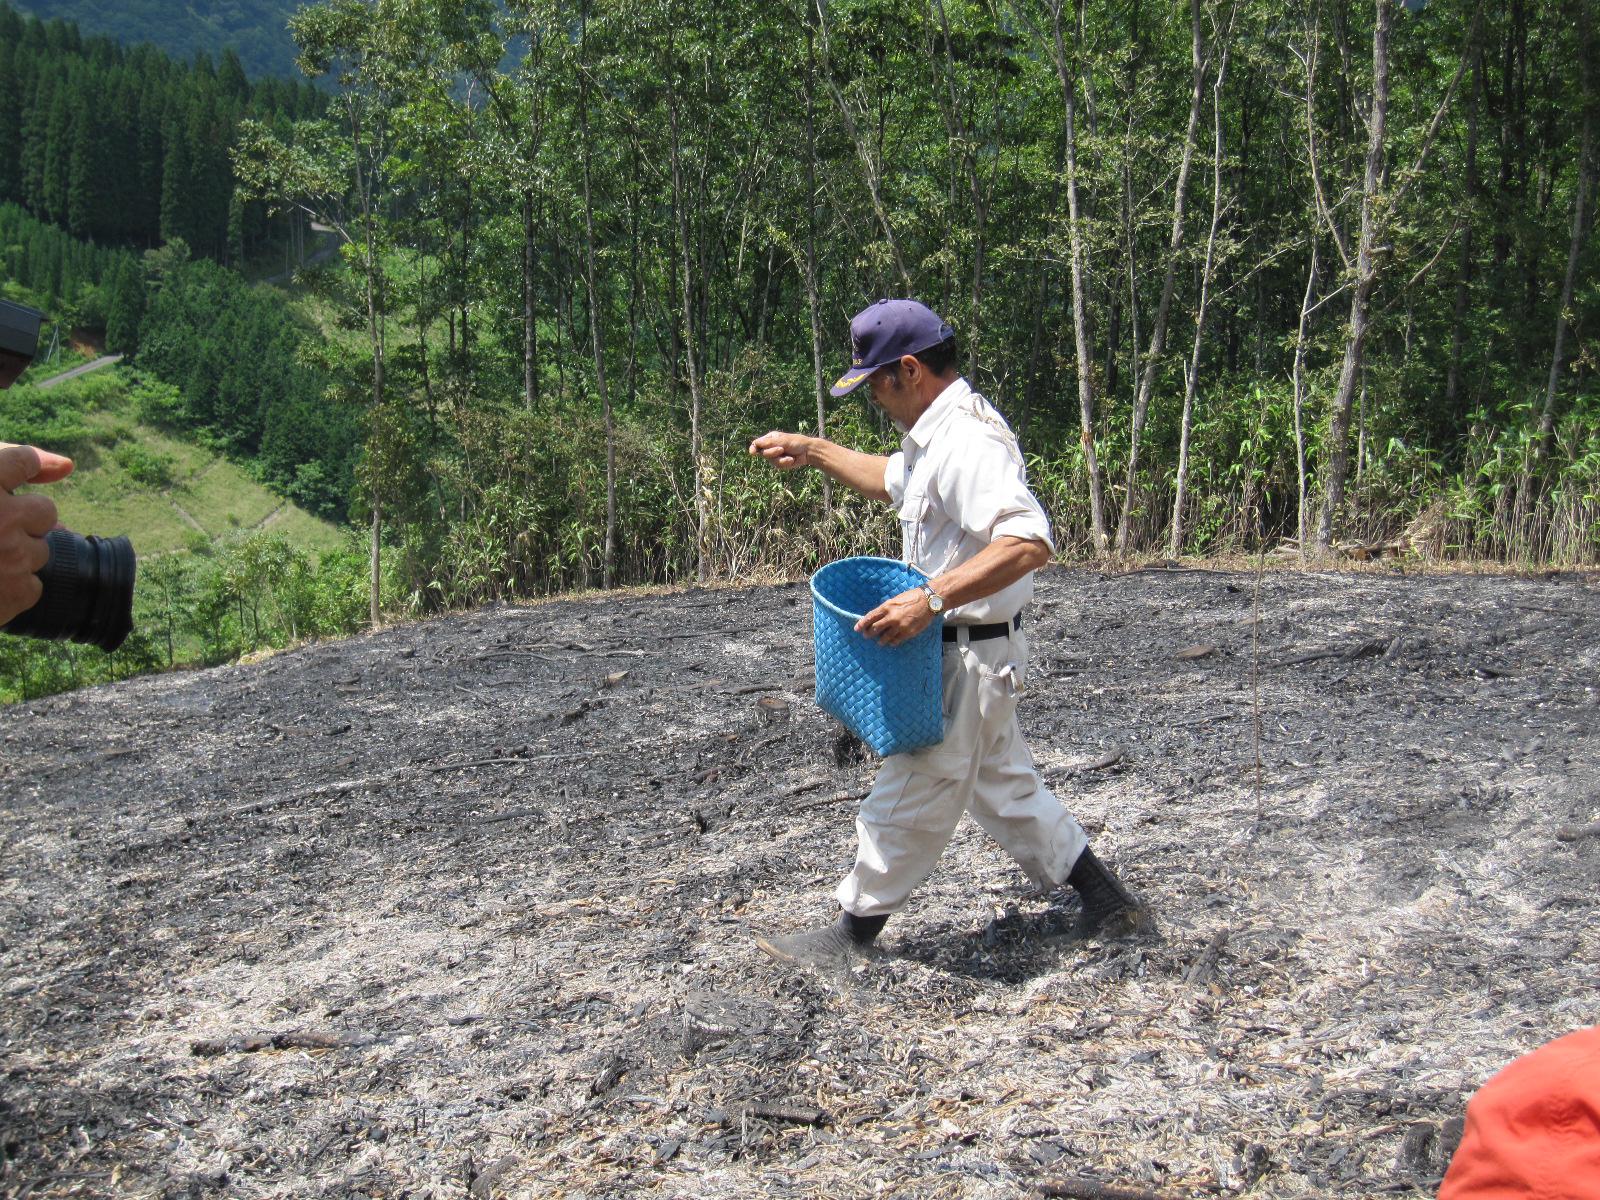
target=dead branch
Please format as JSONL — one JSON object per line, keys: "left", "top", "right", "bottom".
{"left": 1036, "top": 1178, "right": 1197, "bottom": 1200}
{"left": 709, "top": 1102, "right": 829, "bottom": 1127}
{"left": 1185, "top": 930, "right": 1230, "bottom": 986}
{"left": 190, "top": 1029, "right": 372, "bottom": 1057}
{"left": 789, "top": 788, "right": 870, "bottom": 814}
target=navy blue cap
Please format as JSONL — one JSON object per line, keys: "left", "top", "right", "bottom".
{"left": 830, "top": 299, "right": 955, "bottom": 397}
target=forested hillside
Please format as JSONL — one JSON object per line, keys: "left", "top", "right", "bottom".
{"left": 8, "top": 0, "right": 303, "bottom": 97}
{"left": 0, "top": 4, "right": 324, "bottom": 260}
{"left": 2, "top": 207, "right": 357, "bottom": 517}
{"left": 1, "top": 11, "right": 362, "bottom": 702}
{"left": 0, "top": 7, "right": 353, "bottom": 516}
{"left": 0, "top": 202, "right": 139, "bottom": 344}
{"left": 226, "top": 0, "right": 1594, "bottom": 629}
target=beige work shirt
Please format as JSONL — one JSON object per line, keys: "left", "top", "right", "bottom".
{"left": 882, "top": 377, "right": 1054, "bottom": 624}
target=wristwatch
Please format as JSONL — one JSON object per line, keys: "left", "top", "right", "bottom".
{"left": 922, "top": 586, "right": 945, "bottom": 614}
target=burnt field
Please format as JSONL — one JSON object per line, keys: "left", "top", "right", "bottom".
{"left": 2, "top": 564, "right": 1598, "bottom": 1199}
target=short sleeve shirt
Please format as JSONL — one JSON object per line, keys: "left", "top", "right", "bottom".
{"left": 882, "top": 377, "right": 1054, "bottom": 623}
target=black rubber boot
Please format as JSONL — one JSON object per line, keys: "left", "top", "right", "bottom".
{"left": 756, "top": 911, "right": 887, "bottom": 973}
{"left": 1066, "top": 846, "right": 1154, "bottom": 939}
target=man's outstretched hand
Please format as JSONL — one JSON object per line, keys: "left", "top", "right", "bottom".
{"left": 1, "top": 443, "right": 74, "bottom": 626}
{"left": 749, "top": 431, "right": 814, "bottom": 470}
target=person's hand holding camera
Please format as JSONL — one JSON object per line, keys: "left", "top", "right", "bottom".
{"left": 0, "top": 442, "right": 74, "bottom": 626}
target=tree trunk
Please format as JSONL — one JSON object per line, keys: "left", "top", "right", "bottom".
{"left": 1525, "top": 19, "right": 1593, "bottom": 484}
{"left": 932, "top": 0, "right": 990, "bottom": 377}
{"left": 350, "top": 98, "right": 387, "bottom": 628}
{"left": 579, "top": 2, "right": 616, "bottom": 589}
{"left": 1292, "top": 243, "right": 1320, "bottom": 556}
{"left": 1050, "top": 0, "right": 1106, "bottom": 552}
{"left": 802, "top": 19, "right": 831, "bottom": 520}
{"left": 666, "top": 21, "right": 709, "bottom": 582}
{"left": 1118, "top": 0, "right": 1207, "bottom": 552}
{"left": 523, "top": 188, "right": 537, "bottom": 411}
{"left": 1117, "top": 117, "right": 1136, "bottom": 454}
{"left": 1315, "top": 0, "right": 1390, "bottom": 556}
{"left": 1169, "top": 28, "right": 1230, "bottom": 559}
{"left": 1021, "top": 259, "right": 1051, "bottom": 434}
{"left": 369, "top": 498, "right": 381, "bottom": 629}
{"left": 1357, "top": 367, "right": 1368, "bottom": 484}
{"left": 1303, "top": 8, "right": 1353, "bottom": 275}
{"left": 458, "top": 178, "right": 471, "bottom": 378}
{"left": 1444, "top": 51, "right": 1481, "bottom": 422}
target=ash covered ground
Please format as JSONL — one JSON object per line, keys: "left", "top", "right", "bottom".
{"left": 2, "top": 565, "right": 1598, "bottom": 1200}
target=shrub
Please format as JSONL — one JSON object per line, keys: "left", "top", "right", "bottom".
{"left": 113, "top": 443, "right": 177, "bottom": 490}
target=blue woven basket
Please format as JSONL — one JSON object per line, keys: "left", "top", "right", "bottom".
{"left": 811, "top": 556, "right": 945, "bottom": 757}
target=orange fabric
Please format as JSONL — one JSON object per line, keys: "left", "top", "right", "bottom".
{"left": 1438, "top": 1025, "right": 1600, "bottom": 1200}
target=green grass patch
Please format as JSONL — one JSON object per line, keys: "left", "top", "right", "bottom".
{"left": 27, "top": 371, "right": 347, "bottom": 560}
{"left": 257, "top": 501, "right": 351, "bottom": 552}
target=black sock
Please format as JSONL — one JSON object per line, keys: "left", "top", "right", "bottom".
{"left": 1068, "top": 846, "right": 1116, "bottom": 911}
{"left": 839, "top": 911, "right": 889, "bottom": 944}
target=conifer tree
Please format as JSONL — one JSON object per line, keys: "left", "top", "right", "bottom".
{"left": 21, "top": 72, "right": 54, "bottom": 215}
{"left": 0, "top": 46, "right": 19, "bottom": 203}
{"left": 104, "top": 255, "right": 146, "bottom": 353}
{"left": 66, "top": 83, "right": 99, "bottom": 238}
{"left": 218, "top": 49, "right": 249, "bottom": 101}
{"left": 42, "top": 82, "right": 72, "bottom": 225}
{"left": 159, "top": 116, "right": 191, "bottom": 245}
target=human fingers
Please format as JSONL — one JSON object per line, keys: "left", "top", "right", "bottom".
{"left": 877, "top": 592, "right": 931, "bottom": 646}
{"left": 752, "top": 432, "right": 808, "bottom": 469}
{"left": 858, "top": 605, "right": 910, "bottom": 645}
{"left": 0, "top": 519, "right": 51, "bottom": 571}
{"left": 0, "top": 444, "right": 74, "bottom": 491}
{"left": 0, "top": 444, "right": 43, "bottom": 493}
{"left": 3, "top": 491, "right": 59, "bottom": 538}
{"left": 31, "top": 449, "right": 73, "bottom": 483}
{"left": 854, "top": 602, "right": 889, "bottom": 637}
{"left": 0, "top": 507, "right": 52, "bottom": 619}
{"left": 880, "top": 618, "right": 914, "bottom": 647}
{"left": 0, "top": 567, "right": 44, "bottom": 625}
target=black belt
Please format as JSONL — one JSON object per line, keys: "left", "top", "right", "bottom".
{"left": 942, "top": 613, "right": 1022, "bottom": 643}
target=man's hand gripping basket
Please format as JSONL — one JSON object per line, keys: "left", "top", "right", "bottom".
{"left": 811, "top": 556, "right": 945, "bottom": 757}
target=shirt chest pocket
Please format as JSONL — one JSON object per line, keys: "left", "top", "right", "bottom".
{"left": 898, "top": 482, "right": 931, "bottom": 565}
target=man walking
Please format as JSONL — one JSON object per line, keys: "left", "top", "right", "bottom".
{"left": 749, "top": 298, "right": 1150, "bottom": 972}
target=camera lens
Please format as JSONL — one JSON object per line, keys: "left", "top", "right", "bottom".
{"left": 2, "top": 528, "right": 136, "bottom": 651}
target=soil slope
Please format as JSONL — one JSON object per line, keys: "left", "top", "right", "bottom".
{"left": 3, "top": 565, "right": 1598, "bottom": 1199}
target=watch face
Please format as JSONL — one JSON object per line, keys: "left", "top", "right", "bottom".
{"left": 926, "top": 589, "right": 944, "bottom": 613}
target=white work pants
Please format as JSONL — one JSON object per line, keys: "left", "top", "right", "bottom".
{"left": 836, "top": 627, "right": 1088, "bottom": 917}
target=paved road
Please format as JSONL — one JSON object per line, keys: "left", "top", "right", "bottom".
{"left": 35, "top": 354, "right": 124, "bottom": 390}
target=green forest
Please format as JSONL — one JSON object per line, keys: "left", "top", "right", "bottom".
{"left": 233, "top": 0, "right": 1596, "bottom": 591}
{"left": 2, "top": 0, "right": 1598, "bottom": 700}
{"left": 9, "top": 0, "right": 306, "bottom": 100}
{"left": 0, "top": 5, "right": 324, "bottom": 257}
